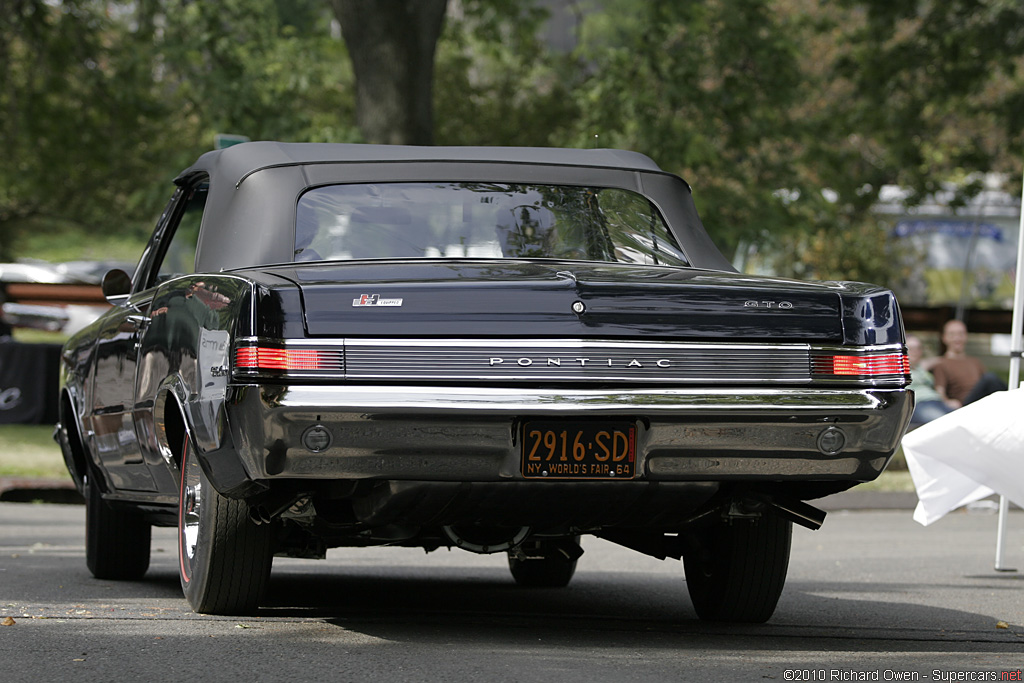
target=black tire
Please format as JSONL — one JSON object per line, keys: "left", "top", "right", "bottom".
{"left": 508, "top": 537, "right": 580, "bottom": 588}
{"left": 683, "top": 511, "right": 792, "bottom": 623}
{"left": 178, "top": 437, "right": 272, "bottom": 615}
{"left": 85, "top": 472, "right": 151, "bottom": 580}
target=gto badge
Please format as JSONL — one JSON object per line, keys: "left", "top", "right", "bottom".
{"left": 353, "top": 294, "right": 403, "bottom": 307}
{"left": 744, "top": 300, "right": 794, "bottom": 309}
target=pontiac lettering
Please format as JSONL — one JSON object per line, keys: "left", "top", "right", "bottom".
{"left": 488, "top": 357, "right": 671, "bottom": 368}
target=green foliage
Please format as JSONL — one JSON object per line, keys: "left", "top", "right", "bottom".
{"left": 566, "top": 0, "right": 815, "bottom": 258}
{"left": 741, "top": 214, "right": 920, "bottom": 288}
{"left": 0, "top": 0, "right": 359, "bottom": 263}
{"left": 159, "top": 0, "right": 358, "bottom": 143}
{"left": 558, "top": 0, "right": 1024, "bottom": 286}
{"left": 435, "top": 0, "right": 579, "bottom": 147}
{"left": 820, "top": 1, "right": 1024, "bottom": 203}
{"left": 6, "top": 0, "right": 1024, "bottom": 292}
{"left": 0, "top": 0, "right": 179, "bottom": 259}
{"left": 12, "top": 216, "right": 149, "bottom": 264}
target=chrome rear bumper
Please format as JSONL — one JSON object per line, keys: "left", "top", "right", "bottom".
{"left": 222, "top": 385, "right": 913, "bottom": 484}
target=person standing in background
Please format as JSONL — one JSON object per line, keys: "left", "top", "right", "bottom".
{"left": 906, "top": 334, "right": 952, "bottom": 425}
{"left": 931, "top": 319, "right": 1006, "bottom": 410}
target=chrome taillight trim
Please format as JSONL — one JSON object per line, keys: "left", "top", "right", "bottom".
{"left": 808, "top": 344, "right": 910, "bottom": 385}
{"left": 231, "top": 338, "right": 909, "bottom": 386}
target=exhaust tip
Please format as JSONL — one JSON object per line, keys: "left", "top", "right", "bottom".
{"left": 248, "top": 505, "right": 272, "bottom": 526}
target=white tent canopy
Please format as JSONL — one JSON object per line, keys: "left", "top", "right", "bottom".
{"left": 901, "top": 171, "right": 1024, "bottom": 570}
{"left": 902, "top": 391, "right": 1024, "bottom": 526}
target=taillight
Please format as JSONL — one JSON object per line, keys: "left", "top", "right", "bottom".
{"left": 812, "top": 353, "right": 910, "bottom": 377}
{"left": 233, "top": 344, "right": 343, "bottom": 375}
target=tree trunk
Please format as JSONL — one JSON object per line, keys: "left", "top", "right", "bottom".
{"left": 331, "top": 0, "right": 447, "bottom": 146}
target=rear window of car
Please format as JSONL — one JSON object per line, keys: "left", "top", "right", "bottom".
{"left": 294, "top": 182, "right": 689, "bottom": 266}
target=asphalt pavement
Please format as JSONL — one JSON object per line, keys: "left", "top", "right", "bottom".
{"left": 1, "top": 502, "right": 1022, "bottom": 682}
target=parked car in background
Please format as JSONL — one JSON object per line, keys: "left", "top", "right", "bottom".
{"left": 55, "top": 142, "right": 914, "bottom": 621}
{"left": 0, "top": 260, "right": 133, "bottom": 335}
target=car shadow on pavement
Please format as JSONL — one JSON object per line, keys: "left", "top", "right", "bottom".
{"left": 249, "top": 566, "right": 1024, "bottom": 650}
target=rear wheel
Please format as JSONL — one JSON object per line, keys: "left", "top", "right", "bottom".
{"left": 508, "top": 537, "right": 581, "bottom": 588}
{"left": 178, "top": 437, "right": 272, "bottom": 615}
{"left": 85, "top": 472, "right": 151, "bottom": 580}
{"left": 683, "top": 511, "right": 792, "bottom": 623}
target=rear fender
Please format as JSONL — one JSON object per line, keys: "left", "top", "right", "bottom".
{"left": 56, "top": 388, "right": 90, "bottom": 495}
{"left": 154, "top": 382, "right": 265, "bottom": 500}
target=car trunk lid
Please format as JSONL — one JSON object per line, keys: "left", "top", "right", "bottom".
{"left": 247, "top": 260, "right": 845, "bottom": 342}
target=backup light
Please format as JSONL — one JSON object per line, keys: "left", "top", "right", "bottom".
{"left": 817, "top": 426, "right": 846, "bottom": 455}
{"left": 302, "top": 425, "right": 332, "bottom": 452}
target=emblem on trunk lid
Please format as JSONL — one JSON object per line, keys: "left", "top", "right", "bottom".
{"left": 353, "top": 294, "right": 403, "bottom": 307}
{"left": 744, "top": 300, "right": 794, "bottom": 309}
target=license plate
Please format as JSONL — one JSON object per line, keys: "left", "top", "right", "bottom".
{"left": 521, "top": 421, "right": 636, "bottom": 480}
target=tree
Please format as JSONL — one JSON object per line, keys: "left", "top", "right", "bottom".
{"left": 559, "top": 0, "right": 1024, "bottom": 286}
{"left": 0, "top": 0, "right": 361, "bottom": 261}
{"left": 566, "top": 0, "right": 815, "bottom": 259}
{"left": 7, "top": 0, "right": 1024, "bottom": 294}
{"left": 434, "top": 0, "right": 579, "bottom": 147}
{"left": 328, "top": 0, "right": 566, "bottom": 147}
{"left": 0, "top": 0, "right": 190, "bottom": 260}
{"left": 159, "top": 0, "right": 357, "bottom": 144}
{"left": 825, "top": 0, "right": 1024, "bottom": 203}
{"left": 330, "top": 0, "right": 447, "bottom": 145}
{"left": 767, "top": 0, "right": 1024, "bottom": 284}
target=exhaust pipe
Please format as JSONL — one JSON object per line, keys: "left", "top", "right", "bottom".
{"left": 248, "top": 492, "right": 306, "bottom": 526}
{"left": 759, "top": 494, "right": 826, "bottom": 531}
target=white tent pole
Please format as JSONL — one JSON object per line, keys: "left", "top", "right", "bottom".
{"left": 995, "top": 171, "right": 1024, "bottom": 571}
{"left": 994, "top": 495, "right": 1012, "bottom": 571}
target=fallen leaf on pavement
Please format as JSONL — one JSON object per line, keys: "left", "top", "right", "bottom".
{"left": 2, "top": 617, "right": 15, "bottom": 626}
{"left": 996, "top": 621, "right": 1010, "bottom": 629}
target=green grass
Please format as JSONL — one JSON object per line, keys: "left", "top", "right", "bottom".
{"left": 858, "top": 468, "right": 915, "bottom": 492}
{"left": 0, "top": 424, "right": 70, "bottom": 480}
{"left": 851, "top": 445, "right": 914, "bottom": 492}
{"left": 10, "top": 217, "right": 148, "bottom": 264}
{"left": 12, "top": 329, "right": 70, "bottom": 345}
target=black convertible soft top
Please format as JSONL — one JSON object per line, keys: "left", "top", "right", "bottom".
{"left": 177, "top": 142, "right": 668, "bottom": 188}
{"left": 175, "top": 142, "right": 734, "bottom": 274}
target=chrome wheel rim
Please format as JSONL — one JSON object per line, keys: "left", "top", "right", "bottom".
{"left": 178, "top": 445, "right": 202, "bottom": 583}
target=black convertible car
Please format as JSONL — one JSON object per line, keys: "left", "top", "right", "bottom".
{"left": 56, "top": 142, "right": 913, "bottom": 621}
